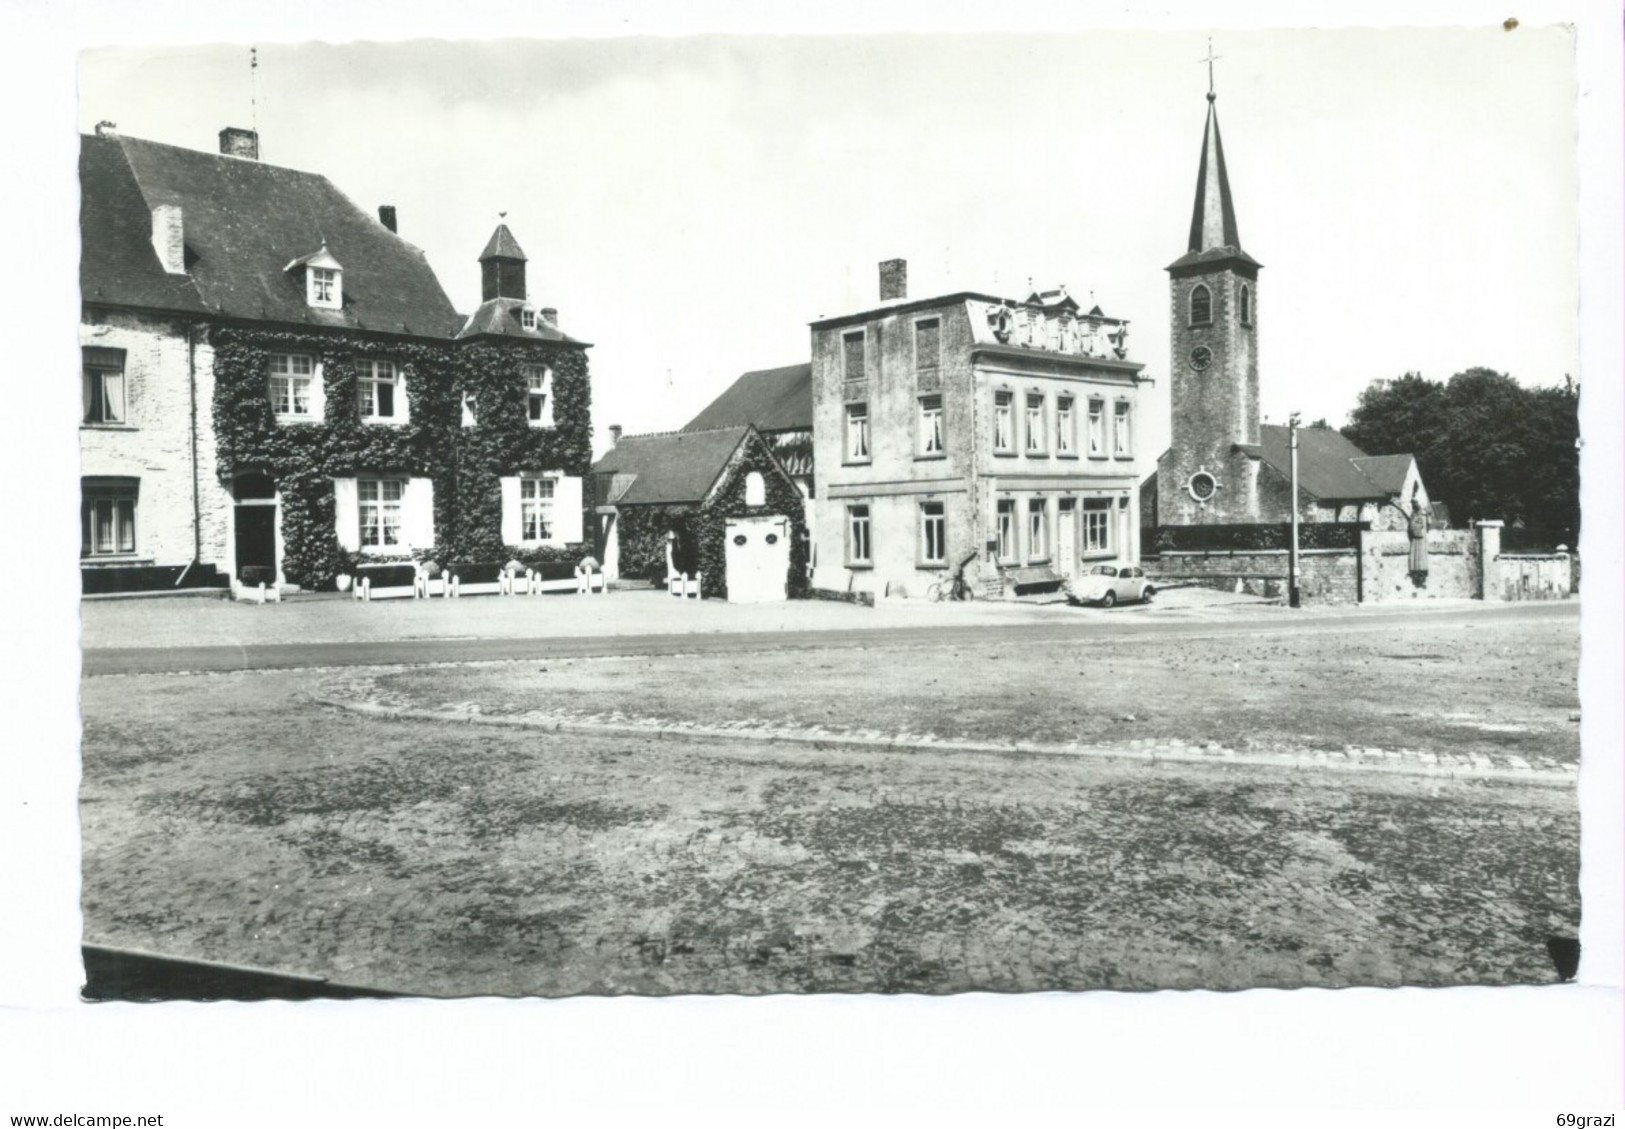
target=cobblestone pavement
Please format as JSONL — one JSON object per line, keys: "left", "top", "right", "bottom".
{"left": 80, "top": 667, "right": 1579, "bottom": 997}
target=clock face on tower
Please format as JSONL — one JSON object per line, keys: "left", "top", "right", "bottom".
{"left": 1188, "top": 345, "right": 1213, "bottom": 371}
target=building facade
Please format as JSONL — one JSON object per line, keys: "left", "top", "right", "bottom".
{"left": 810, "top": 261, "right": 1148, "bottom": 598}
{"left": 80, "top": 124, "right": 591, "bottom": 593}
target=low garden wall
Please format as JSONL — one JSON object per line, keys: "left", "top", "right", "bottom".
{"left": 1144, "top": 549, "right": 1359, "bottom": 605}
{"left": 1494, "top": 554, "right": 1572, "bottom": 600}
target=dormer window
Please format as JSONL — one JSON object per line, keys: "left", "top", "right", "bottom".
{"left": 521, "top": 307, "right": 537, "bottom": 330}
{"left": 286, "top": 245, "right": 344, "bottom": 310}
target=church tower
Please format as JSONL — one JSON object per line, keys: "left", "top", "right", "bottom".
{"left": 1157, "top": 82, "right": 1264, "bottom": 525}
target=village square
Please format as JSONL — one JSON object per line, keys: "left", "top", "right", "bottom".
{"left": 69, "top": 31, "right": 1583, "bottom": 1002}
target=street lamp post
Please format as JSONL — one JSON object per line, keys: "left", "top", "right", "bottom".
{"left": 1288, "top": 411, "right": 1301, "bottom": 608}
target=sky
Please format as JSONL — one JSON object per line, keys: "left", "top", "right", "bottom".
{"left": 77, "top": 26, "right": 1581, "bottom": 460}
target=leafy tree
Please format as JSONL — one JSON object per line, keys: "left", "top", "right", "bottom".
{"left": 1343, "top": 368, "right": 1579, "bottom": 542}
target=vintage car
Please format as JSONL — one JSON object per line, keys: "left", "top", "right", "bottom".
{"left": 1064, "top": 564, "right": 1155, "bottom": 608}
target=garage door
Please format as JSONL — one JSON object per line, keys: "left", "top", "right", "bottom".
{"left": 724, "top": 515, "right": 791, "bottom": 603}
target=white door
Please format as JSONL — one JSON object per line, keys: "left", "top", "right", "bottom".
{"left": 724, "top": 515, "right": 791, "bottom": 603}
{"left": 1057, "top": 503, "right": 1078, "bottom": 576}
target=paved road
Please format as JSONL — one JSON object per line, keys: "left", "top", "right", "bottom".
{"left": 82, "top": 600, "right": 1576, "bottom": 675}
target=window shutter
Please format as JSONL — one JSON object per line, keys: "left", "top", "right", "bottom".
{"left": 333, "top": 478, "right": 360, "bottom": 551}
{"left": 553, "top": 475, "right": 584, "bottom": 543}
{"left": 397, "top": 368, "right": 411, "bottom": 424}
{"left": 499, "top": 476, "right": 522, "bottom": 545}
{"left": 403, "top": 477, "right": 436, "bottom": 549}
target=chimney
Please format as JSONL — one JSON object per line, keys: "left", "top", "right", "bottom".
{"left": 218, "top": 126, "right": 259, "bottom": 160}
{"left": 541, "top": 306, "right": 558, "bottom": 326}
{"left": 609, "top": 424, "right": 623, "bottom": 447}
{"left": 879, "top": 258, "right": 908, "bottom": 301}
{"left": 150, "top": 205, "right": 186, "bottom": 275}
{"left": 378, "top": 205, "right": 398, "bottom": 233}
{"left": 94, "top": 121, "right": 118, "bottom": 137}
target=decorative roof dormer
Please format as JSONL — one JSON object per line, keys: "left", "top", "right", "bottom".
{"left": 286, "top": 244, "right": 343, "bottom": 310}
{"left": 479, "top": 222, "right": 528, "bottom": 302}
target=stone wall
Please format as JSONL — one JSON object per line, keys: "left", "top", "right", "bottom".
{"left": 1494, "top": 554, "right": 1573, "bottom": 601}
{"left": 1145, "top": 548, "right": 1359, "bottom": 605}
{"left": 1359, "top": 528, "right": 1479, "bottom": 603}
{"left": 80, "top": 309, "right": 228, "bottom": 571}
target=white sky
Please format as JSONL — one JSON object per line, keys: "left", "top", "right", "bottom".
{"left": 78, "top": 27, "right": 1580, "bottom": 459}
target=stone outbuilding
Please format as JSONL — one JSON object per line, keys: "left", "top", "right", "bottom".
{"left": 589, "top": 425, "right": 808, "bottom": 601}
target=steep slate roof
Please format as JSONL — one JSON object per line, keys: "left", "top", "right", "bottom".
{"left": 683, "top": 364, "right": 813, "bottom": 433}
{"left": 456, "top": 297, "right": 585, "bottom": 343}
{"left": 1242, "top": 425, "right": 1414, "bottom": 502}
{"left": 589, "top": 426, "right": 751, "bottom": 506}
{"left": 479, "top": 223, "right": 527, "bottom": 261}
{"left": 81, "top": 132, "right": 463, "bottom": 337}
{"left": 1166, "top": 99, "right": 1263, "bottom": 274}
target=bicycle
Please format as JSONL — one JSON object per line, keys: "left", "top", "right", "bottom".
{"left": 927, "top": 550, "right": 982, "bottom": 602}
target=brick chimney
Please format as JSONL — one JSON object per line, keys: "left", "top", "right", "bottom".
{"left": 541, "top": 307, "right": 558, "bottom": 326}
{"left": 879, "top": 258, "right": 907, "bottom": 301}
{"left": 218, "top": 126, "right": 259, "bottom": 160}
{"left": 94, "top": 121, "right": 118, "bottom": 137}
{"left": 151, "top": 205, "right": 186, "bottom": 275}
{"left": 609, "top": 424, "right": 623, "bottom": 447}
{"left": 378, "top": 205, "right": 398, "bottom": 233}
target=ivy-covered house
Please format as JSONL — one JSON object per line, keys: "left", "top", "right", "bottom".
{"left": 79, "top": 123, "right": 591, "bottom": 594}
{"left": 589, "top": 426, "right": 808, "bottom": 600}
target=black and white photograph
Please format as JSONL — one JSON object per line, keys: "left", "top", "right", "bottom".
{"left": 3, "top": 1, "right": 1622, "bottom": 1122}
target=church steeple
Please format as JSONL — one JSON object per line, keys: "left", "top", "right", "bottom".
{"left": 1187, "top": 98, "right": 1242, "bottom": 254}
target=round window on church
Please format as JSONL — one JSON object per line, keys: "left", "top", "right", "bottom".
{"left": 1187, "top": 471, "right": 1218, "bottom": 503}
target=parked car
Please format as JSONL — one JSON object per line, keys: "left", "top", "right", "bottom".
{"left": 1064, "top": 564, "right": 1155, "bottom": 608}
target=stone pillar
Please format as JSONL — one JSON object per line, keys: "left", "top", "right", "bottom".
{"left": 1476, "top": 520, "right": 1503, "bottom": 600}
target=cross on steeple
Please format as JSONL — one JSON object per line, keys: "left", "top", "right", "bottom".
{"left": 1200, "top": 38, "right": 1222, "bottom": 101}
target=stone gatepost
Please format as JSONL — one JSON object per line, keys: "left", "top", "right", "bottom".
{"left": 1476, "top": 520, "right": 1504, "bottom": 600}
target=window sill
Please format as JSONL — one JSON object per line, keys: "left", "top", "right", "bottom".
{"left": 81, "top": 556, "right": 154, "bottom": 566}
{"left": 528, "top": 422, "right": 556, "bottom": 430}
{"left": 1024, "top": 451, "right": 1048, "bottom": 459}
{"left": 1114, "top": 454, "right": 1135, "bottom": 461}
{"left": 1055, "top": 452, "right": 1080, "bottom": 460}
{"left": 274, "top": 415, "right": 323, "bottom": 425}
{"left": 917, "top": 562, "right": 949, "bottom": 571}
{"left": 362, "top": 418, "right": 409, "bottom": 427}
{"left": 992, "top": 450, "right": 1017, "bottom": 458}
{"left": 842, "top": 459, "right": 873, "bottom": 468}
{"left": 1086, "top": 453, "right": 1110, "bottom": 461}
{"left": 914, "top": 453, "right": 947, "bottom": 462}
{"left": 845, "top": 561, "right": 873, "bottom": 570}
{"left": 81, "top": 423, "right": 137, "bottom": 432}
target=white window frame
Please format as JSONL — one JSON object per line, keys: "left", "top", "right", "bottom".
{"left": 1024, "top": 392, "right": 1047, "bottom": 455}
{"left": 995, "top": 498, "right": 1016, "bottom": 563}
{"left": 308, "top": 266, "right": 341, "bottom": 310}
{"left": 1084, "top": 499, "right": 1112, "bottom": 555}
{"left": 845, "top": 402, "right": 871, "bottom": 463}
{"left": 82, "top": 487, "right": 137, "bottom": 557}
{"left": 918, "top": 394, "right": 944, "bottom": 457}
{"left": 1087, "top": 397, "right": 1106, "bottom": 458}
{"left": 1056, "top": 395, "right": 1076, "bottom": 455}
{"left": 268, "top": 353, "right": 319, "bottom": 421}
{"left": 461, "top": 390, "right": 478, "bottom": 428}
{"left": 1113, "top": 400, "right": 1133, "bottom": 458}
{"left": 521, "top": 307, "right": 537, "bottom": 330}
{"left": 993, "top": 390, "right": 1014, "bottom": 454}
{"left": 525, "top": 364, "right": 554, "bottom": 428}
{"left": 1027, "top": 498, "right": 1049, "bottom": 563}
{"left": 520, "top": 475, "right": 556, "bottom": 543}
{"left": 84, "top": 359, "right": 126, "bottom": 426}
{"left": 919, "top": 501, "right": 947, "bottom": 566}
{"left": 846, "top": 503, "right": 872, "bottom": 566}
{"left": 356, "top": 358, "right": 405, "bottom": 423}
{"left": 357, "top": 477, "right": 406, "bottom": 549}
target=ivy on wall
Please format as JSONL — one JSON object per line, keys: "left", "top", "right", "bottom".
{"left": 210, "top": 323, "right": 591, "bottom": 587}
{"left": 612, "top": 431, "right": 809, "bottom": 600}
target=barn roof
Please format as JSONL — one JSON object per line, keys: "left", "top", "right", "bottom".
{"left": 80, "top": 132, "right": 463, "bottom": 338}
{"left": 1242, "top": 425, "right": 1416, "bottom": 502}
{"left": 590, "top": 426, "right": 751, "bottom": 506}
{"left": 683, "top": 363, "right": 813, "bottom": 433}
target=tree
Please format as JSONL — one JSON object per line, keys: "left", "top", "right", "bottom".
{"left": 1343, "top": 368, "right": 1579, "bottom": 542}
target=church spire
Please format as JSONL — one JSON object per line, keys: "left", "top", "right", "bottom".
{"left": 1187, "top": 98, "right": 1241, "bottom": 254}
